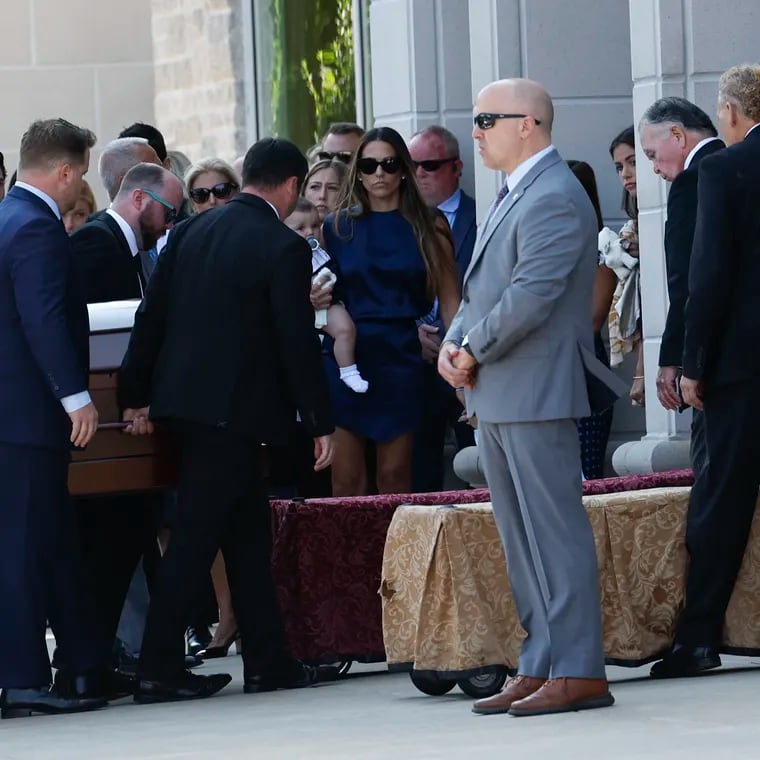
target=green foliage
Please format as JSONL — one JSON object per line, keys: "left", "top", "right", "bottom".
{"left": 300, "top": 0, "right": 357, "bottom": 142}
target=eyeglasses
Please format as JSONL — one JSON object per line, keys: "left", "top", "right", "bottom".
{"left": 318, "top": 150, "right": 354, "bottom": 164}
{"left": 140, "top": 188, "right": 178, "bottom": 224}
{"left": 356, "top": 157, "right": 402, "bottom": 175}
{"left": 188, "top": 181, "right": 238, "bottom": 204}
{"left": 473, "top": 113, "right": 542, "bottom": 130}
{"left": 412, "top": 157, "right": 459, "bottom": 172}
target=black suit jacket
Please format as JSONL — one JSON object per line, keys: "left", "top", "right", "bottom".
{"left": 659, "top": 138, "right": 724, "bottom": 366}
{"left": 118, "top": 193, "right": 334, "bottom": 444}
{"left": 0, "top": 186, "right": 89, "bottom": 448}
{"left": 683, "top": 127, "right": 760, "bottom": 385}
{"left": 71, "top": 212, "right": 144, "bottom": 303}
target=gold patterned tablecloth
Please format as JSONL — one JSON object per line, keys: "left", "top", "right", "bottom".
{"left": 381, "top": 487, "right": 760, "bottom": 674}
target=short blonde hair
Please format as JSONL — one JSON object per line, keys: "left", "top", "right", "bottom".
{"left": 184, "top": 157, "right": 238, "bottom": 191}
{"left": 719, "top": 64, "right": 760, "bottom": 121}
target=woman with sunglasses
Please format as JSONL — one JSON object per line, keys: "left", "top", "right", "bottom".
{"left": 185, "top": 158, "right": 240, "bottom": 214}
{"left": 302, "top": 158, "right": 347, "bottom": 221}
{"left": 324, "top": 126, "right": 460, "bottom": 496}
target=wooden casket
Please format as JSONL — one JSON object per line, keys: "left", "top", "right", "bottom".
{"left": 68, "top": 300, "right": 179, "bottom": 497}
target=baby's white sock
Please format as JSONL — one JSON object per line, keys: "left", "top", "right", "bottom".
{"left": 339, "top": 364, "right": 369, "bottom": 393}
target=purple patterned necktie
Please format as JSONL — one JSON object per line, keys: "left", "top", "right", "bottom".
{"left": 495, "top": 181, "right": 510, "bottom": 207}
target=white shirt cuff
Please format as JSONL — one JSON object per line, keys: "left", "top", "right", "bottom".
{"left": 60, "top": 390, "right": 92, "bottom": 413}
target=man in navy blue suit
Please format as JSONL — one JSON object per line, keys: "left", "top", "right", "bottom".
{"left": 409, "top": 125, "right": 477, "bottom": 492}
{"left": 0, "top": 118, "right": 108, "bottom": 718}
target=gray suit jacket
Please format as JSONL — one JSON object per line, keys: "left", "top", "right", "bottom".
{"left": 445, "top": 148, "right": 625, "bottom": 424}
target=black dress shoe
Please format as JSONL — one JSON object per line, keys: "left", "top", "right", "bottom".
{"left": 0, "top": 686, "right": 106, "bottom": 719}
{"left": 186, "top": 625, "right": 213, "bottom": 657}
{"left": 134, "top": 671, "right": 232, "bottom": 704}
{"left": 244, "top": 660, "right": 319, "bottom": 694}
{"left": 650, "top": 645, "right": 721, "bottom": 678}
{"left": 54, "top": 666, "right": 136, "bottom": 701}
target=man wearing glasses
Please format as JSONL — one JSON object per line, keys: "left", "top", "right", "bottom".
{"left": 71, "top": 162, "right": 182, "bottom": 303}
{"left": 439, "top": 79, "right": 622, "bottom": 717}
{"left": 409, "top": 125, "right": 476, "bottom": 492}
{"left": 317, "top": 121, "right": 365, "bottom": 163}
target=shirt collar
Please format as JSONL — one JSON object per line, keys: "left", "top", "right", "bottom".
{"left": 684, "top": 136, "right": 722, "bottom": 169}
{"left": 14, "top": 181, "right": 61, "bottom": 219}
{"left": 745, "top": 123, "right": 760, "bottom": 138}
{"left": 106, "top": 208, "right": 139, "bottom": 256}
{"left": 506, "top": 144, "right": 555, "bottom": 192}
{"left": 264, "top": 199, "right": 280, "bottom": 219}
{"left": 437, "top": 188, "right": 461, "bottom": 215}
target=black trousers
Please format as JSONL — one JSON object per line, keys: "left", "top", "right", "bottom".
{"left": 0, "top": 443, "right": 104, "bottom": 687}
{"left": 138, "top": 424, "right": 288, "bottom": 680}
{"left": 676, "top": 381, "right": 760, "bottom": 647}
{"left": 77, "top": 493, "right": 157, "bottom": 657}
{"left": 412, "top": 365, "right": 475, "bottom": 493}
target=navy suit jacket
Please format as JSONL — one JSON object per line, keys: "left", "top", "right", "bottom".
{"left": 450, "top": 190, "right": 476, "bottom": 285}
{"left": 0, "top": 186, "right": 90, "bottom": 449}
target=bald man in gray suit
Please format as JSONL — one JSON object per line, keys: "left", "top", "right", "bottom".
{"left": 439, "top": 78, "right": 625, "bottom": 718}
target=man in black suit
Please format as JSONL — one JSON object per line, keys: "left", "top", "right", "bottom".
{"left": 653, "top": 64, "right": 760, "bottom": 678}
{"left": 118, "top": 137, "right": 335, "bottom": 703}
{"left": 638, "top": 97, "right": 724, "bottom": 477}
{"left": 70, "top": 162, "right": 183, "bottom": 675}
{"left": 409, "top": 126, "right": 476, "bottom": 491}
{"left": 0, "top": 118, "right": 108, "bottom": 717}
{"left": 72, "top": 162, "right": 183, "bottom": 303}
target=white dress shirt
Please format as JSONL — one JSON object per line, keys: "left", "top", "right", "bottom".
{"left": 505, "top": 144, "right": 556, "bottom": 192}
{"left": 684, "top": 137, "right": 722, "bottom": 170}
{"left": 106, "top": 208, "right": 139, "bottom": 256}
{"left": 14, "top": 181, "right": 92, "bottom": 413}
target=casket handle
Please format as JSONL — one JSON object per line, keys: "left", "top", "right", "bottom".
{"left": 97, "top": 422, "right": 130, "bottom": 430}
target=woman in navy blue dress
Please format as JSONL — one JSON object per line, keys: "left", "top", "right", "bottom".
{"left": 323, "top": 127, "right": 460, "bottom": 495}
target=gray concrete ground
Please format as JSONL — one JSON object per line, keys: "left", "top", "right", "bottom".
{"left": 1, "top": 655, "right": 760, "bottom": 759}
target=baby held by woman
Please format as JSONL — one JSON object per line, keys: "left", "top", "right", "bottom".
{"left": 285, "top": 197, "right": 368, "bottom": 393}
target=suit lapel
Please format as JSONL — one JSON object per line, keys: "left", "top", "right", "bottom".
{"left": 464, "top": 150, "right": 562, "bottom": 282}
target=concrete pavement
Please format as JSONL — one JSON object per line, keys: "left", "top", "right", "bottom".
{"left": 1, "top": 657, "right": 760, "bottom": 759}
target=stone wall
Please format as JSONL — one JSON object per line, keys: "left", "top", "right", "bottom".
{"left": 151, "top": 0, "right": 251, "bottom": 163}
{"left": 1, "top": 0, "right": 155, "bottom": 208}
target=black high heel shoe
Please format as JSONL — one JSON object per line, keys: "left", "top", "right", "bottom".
{"left": 198, "top": 630, "right": 241, "bottom": 659}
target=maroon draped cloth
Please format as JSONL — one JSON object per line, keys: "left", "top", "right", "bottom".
{"left": 269, "top": 470, "right": 694, "bottom": 663}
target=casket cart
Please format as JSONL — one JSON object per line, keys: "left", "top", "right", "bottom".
{"left": 68, "top": 300, "right": 178, "bottom": 497}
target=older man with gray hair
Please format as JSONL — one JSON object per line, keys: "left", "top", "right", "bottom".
{"left": 651, "top": 64, "right": 760, "bottom": 679}
{"left": 98, "top": 137, "right": 160, "bottom": 202}
{"left": 638, "top": 97, "right": 723, "bottom": 478}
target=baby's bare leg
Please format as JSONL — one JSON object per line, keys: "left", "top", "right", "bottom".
{"left": 324, "top": 304, "right": 357, "bottom": 367}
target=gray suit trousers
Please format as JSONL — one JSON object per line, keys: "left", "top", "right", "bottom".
{"left": 478, "top": 419, "right": 605, "bottom": 679}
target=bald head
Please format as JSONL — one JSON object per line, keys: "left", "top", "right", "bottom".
{"left": 473, "top": 78, "right": 554, "bottom": 173}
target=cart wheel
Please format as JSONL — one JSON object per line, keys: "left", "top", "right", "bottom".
{"left": 456, "top": 666, "right": 509, "bottom": 698}
{"left": 409, "top": 671, "right": 457, "bottom": 696}
{"left": 337, "top": 661, "right": 352, "bottom": 676}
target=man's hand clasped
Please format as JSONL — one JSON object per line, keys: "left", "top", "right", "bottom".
{"left": 438, "top": 341, "right": 477, "bottom": 390}
{"left": 679, "top": 375, "right": 704, "bottom": 411}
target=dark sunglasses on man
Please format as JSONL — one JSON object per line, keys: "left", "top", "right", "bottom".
{"left": 473, "top": 113, "right": 542, "bottom": 130}
{"left": 356, "top": 157, "right": 402, "bottom": 175}
{"left": 188, "top": 181, "right": 239, "bottom": 204}
{"left": 318, "top": 150, "right": 354, "bottom": 164}
{"left": 140, "top": 188, "right": 178, "bottom": 224}
{"left": 412, "top": 157, "right": 459, "bottom": 172}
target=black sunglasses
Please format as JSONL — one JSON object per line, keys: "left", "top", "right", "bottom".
{"left": 189, "top": 181, "right": 238, "bottom": 204}
{"left": 473, "top": 113, "right": 542, "bottom": 130}
{"left": 356, "top": 157, "right": 402, "bottom": 175}
{"left": 140, "top": 188, "right": 178, "bottom": 224}
{"left": 318, "top": 150, "right": 354, "bottom": 164}
{"left": 413, "top": 157, "right": 459, "bottom": 172}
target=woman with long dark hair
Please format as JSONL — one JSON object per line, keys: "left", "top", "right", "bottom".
{"left": 324, "top": 127, "right": 460, "bottom": 495}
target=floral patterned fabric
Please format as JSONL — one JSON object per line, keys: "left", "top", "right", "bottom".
{"left": 268, "top": 470, "right": 695, "bottom": 664}
{"left": 381, "top": 487, "right": 760, "bottom": 675}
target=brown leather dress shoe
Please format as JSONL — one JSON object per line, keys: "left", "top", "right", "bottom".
{"left": 471, "top": 675, "right": 546, "bottom": 715}
{"left": 508, "top": 677, "right": 614, "bottom": 716}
